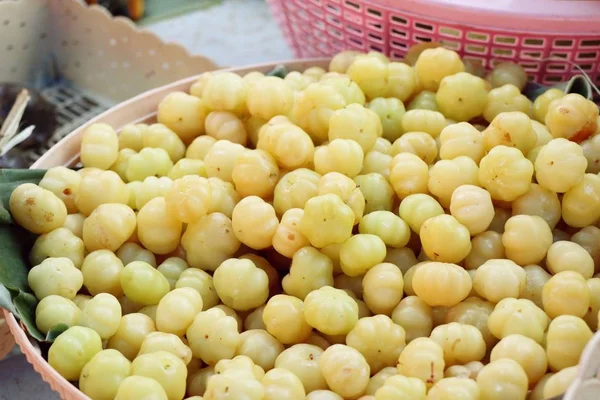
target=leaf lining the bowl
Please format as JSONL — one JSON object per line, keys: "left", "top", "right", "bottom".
{"left": 13, "top": 291, "right": 44, "bottom": 341}
{"left": 0, "top": 168, "right": 49, "bottom": 342}
{"left": 266, "top": 64, "right": 289, "bottom": 79}
{"left": 45, "top": 323, "right": 69, "bottom": 342}
{"left": 0, "top": 285, "right": 16, "bottom": 315}
{"left": 0, "top": 169, "right": 47, "bottom": 293}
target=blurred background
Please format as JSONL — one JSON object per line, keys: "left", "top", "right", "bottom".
{"left": 102, "top": 0, "right": 295, "bottom": 66}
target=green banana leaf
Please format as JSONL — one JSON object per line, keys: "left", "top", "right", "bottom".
{"left": 0, "top": 169, "right": 50, "bottom": 342}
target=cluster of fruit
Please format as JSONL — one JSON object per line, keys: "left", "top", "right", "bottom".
{"left": 8, "top": 46, "right": 600, "bottom": 400}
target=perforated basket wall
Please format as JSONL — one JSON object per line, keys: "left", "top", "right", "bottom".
{"left": 267, "top": 0, "right": 600, "bottom": 86}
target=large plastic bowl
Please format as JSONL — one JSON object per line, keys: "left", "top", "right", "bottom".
{"left": 3, "top": 57, "right": 600, "bottom": 400}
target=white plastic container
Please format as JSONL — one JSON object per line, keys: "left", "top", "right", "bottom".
{"left": 0, "top": 0, "right": 216, "bottom": 165}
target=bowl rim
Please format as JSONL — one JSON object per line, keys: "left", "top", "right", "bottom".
{"left": 32, "top": 57, "right": 331, "bottom": 169}
{"left": 3, "top": 309, "right": 92, "bottom": 399}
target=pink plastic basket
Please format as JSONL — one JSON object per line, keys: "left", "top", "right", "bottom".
{"left": 266, "top": 0, "right": 600, "bottom": 85}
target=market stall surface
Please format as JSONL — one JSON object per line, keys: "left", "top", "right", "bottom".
{"left": 0, "top": 1, "right": 291, "bottom": 397}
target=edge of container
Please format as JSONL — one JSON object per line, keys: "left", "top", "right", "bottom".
{"left": 16, "top": 54, "right": 600, "bottom": 400}
{"left": 368, "top": 0, "right": 600, "bottom": 33}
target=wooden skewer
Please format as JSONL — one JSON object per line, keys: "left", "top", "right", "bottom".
{"left": 0, "top": 89, "right": 31, "bottom": 152}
